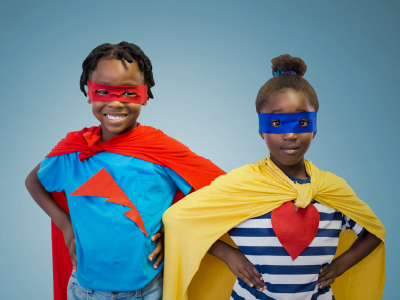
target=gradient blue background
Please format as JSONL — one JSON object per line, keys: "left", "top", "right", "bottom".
{"left": 1, "top": 0, "right": 399, "bottom": 299}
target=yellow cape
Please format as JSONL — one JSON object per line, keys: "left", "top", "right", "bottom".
{"left": 163, "top": 157, "right": 385, "bottom": 300}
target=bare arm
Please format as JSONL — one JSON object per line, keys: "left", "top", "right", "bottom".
{"left": 26, "top": 163, "right": 165, "bottom": 270}
{"left": 208, "top": 240, "right": 267, "bottom": 292}
{"left": 25, "top": 163, "right": 77, "bottom": 271}
{"left": 317, "top": 229, "right": 382, "bottom": 288}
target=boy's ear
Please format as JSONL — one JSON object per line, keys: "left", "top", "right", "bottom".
{"left": 313, "top": 132, "right": 317, "bottom": 138}
{"left": 87, "top": 100, "right": 92, "bottom": 104}
{"left": 259, "top": 132, "right": 265, "bottom": 139}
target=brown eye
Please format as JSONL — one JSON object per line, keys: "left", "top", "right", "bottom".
{"left": 299, "top": 118, "right": 309, "bottom": 127}
{"left": 95, "top": 89, "right": 109, "bottom": 95}
{"left": 270, "top": 120, "right": 281, "bottom": 127}
{"left": 122, "top": 92, "right": 137, "bottom": 98}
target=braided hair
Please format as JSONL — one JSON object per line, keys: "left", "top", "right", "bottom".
{"left": 255, "top": 54, "right": 318, "bottom": 113}
{"left": 80, "top": 41, "right": 155, "bottom": 99}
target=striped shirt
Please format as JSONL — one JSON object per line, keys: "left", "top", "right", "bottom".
{"left": 228, "top": 175, "right": 364, "bottom": 300}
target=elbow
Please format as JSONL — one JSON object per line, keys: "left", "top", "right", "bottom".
{"left": 25, "top": 172, "right": 33, "bottom": 191}
{"left": 25, "top": 164, "right": 40, "bottom": 192}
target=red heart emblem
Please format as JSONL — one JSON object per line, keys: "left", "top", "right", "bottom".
{"left": 271, "top": 202, "right": 320, "bottom": 260}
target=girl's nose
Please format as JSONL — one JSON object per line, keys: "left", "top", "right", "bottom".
{"left": 283, "top": 132, "right": 298, "bottom": 140}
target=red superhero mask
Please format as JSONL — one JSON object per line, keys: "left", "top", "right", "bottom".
{"left": 87, "top": 80, "right": 148, "bottom": 104}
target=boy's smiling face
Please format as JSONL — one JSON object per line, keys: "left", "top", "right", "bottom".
{"left": 89, "top": 59, "right": 146, "bottom": 141}
{"left": 259, "top": 89, "right": 316, "bottom": 168}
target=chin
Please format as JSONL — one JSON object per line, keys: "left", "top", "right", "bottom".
{"left": 274, "top": 154, "right": 303, "bottom": 166}
{"left": 102, "top": 124, "right": 130, "bottom": 134}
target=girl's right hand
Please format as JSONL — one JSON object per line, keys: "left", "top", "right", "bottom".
{"left": 224, "top": 248, "right": 267, "bottom": 292}
{"left": 62, "top": 222, "right": 77, "bottom": 272}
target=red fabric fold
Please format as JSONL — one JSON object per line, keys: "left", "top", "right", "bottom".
{"left": 46, "top": 124, "right": 225, "bottom": 300}
{"left": 47, "top": 124, "right": 224, "bottom": 190}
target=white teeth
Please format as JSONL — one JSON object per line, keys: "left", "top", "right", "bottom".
{"left": 106, "top": 115, "right": 125, "bottom": 120}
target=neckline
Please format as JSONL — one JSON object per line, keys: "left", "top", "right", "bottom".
{"left": 286, "top": 173, "right": 310, "bottom": 184}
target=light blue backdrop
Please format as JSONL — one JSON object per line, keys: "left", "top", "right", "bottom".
{"left": 1, "top": 0, "right": 398, "bottom": 299}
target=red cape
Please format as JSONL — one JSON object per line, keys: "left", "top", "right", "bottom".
{"left": 47, "top": 124, "right": 225, "bottom": 300}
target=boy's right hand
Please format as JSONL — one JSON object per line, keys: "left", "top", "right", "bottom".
{"left": 62, "top": 222, "right": 77, "bottom": 272}
{"left": 223, "top": 248, "right": 267, "bottom": 292}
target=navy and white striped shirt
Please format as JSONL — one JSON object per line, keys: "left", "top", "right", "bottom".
{"left": 228, "top": 175, "right": 364, "bottom": 300}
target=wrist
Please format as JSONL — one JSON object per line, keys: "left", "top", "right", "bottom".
{"left": 331, "top": 258, "right": 345, "bottom": 278}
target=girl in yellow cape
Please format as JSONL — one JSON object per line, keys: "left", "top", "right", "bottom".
{"left": 162, "top": 54, "right": 385, "bottom": 300}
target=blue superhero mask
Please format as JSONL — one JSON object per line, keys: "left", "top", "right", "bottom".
{"left": 258, "top": 112, "right": 317, "bottom": 134}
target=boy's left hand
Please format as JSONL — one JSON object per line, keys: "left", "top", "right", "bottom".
{"left": 317, "top": 260, "right": 339, "bottom": 289}
{"left": 148, "top": 225, "right": 164, "bottom": 269}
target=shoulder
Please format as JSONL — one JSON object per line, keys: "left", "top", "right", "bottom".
{"left": 318, "top": 170, "right": 353, "bottom": 191}
{"left": 137, "top": 125, "right": 191, "bottom": 148}
{"left": 137, "top": 124, "right": 165, "bottom": 137}
{"left": 41, "top": 152, "right": 80, "bottom": 167}
{"left": 309, "top": 163, "right": 351, "bottom": 190}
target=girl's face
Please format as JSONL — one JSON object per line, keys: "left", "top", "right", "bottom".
{"left": 89, "top": 59, "right": 145, "bottom": 142}
{"left": 259, "top": 90, "right": 316, "bottom": 167}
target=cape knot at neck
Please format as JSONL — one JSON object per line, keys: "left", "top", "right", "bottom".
{"left": 294, "top": 183, "right": 316, "bottom": 208}
{"left": 78, "top": 145, "right": 102, "bottom": 161}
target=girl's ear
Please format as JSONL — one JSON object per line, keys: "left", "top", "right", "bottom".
{"left": 313, "top": 132, "right": 317, "bottom": 138}
{"left": 142, "top": 102, "right": 147, "bottom": 106}
{"left": 259, "top": 132, "right": 265, "bottom": 140}
{"left": 87, "top": 99, "right": 92, "bottom": 104}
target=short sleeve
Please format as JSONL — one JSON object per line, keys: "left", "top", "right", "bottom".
{"left": 164, "top": 167, "right": 192, "bottom": 195}
{"left": 37, "top": 155, "right": 68, "bottom": 193}
{"left": 342, "top": 215, "right": 365, "bottom": 237}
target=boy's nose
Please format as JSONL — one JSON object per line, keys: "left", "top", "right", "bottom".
{"left": 282, "top": 132, "right": 298, "bottom": 140}
{"left": 107, "top": 101, "right": 125, "bottom": 107}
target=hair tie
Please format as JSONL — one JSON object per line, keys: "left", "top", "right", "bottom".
{"left": 273, "top": 68, "right": 297, "bottom": 77}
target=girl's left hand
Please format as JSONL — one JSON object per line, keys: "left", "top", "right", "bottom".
{"left": 148, "top": 225, "right": 164, "bottom": 269}
{"left": 317, "top": 260, "right": 339, "bottom": 289}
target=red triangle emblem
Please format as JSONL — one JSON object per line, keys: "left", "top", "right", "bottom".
{"left": 70, "top": 168, "right": 148, "bottom": 236}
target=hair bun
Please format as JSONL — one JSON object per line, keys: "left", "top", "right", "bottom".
{"left": 271, "top": 54, "right": 307, "bottom": 77}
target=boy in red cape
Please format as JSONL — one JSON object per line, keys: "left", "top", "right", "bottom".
{"left": 25, "top": 42, "right": 225, "bottom": 300}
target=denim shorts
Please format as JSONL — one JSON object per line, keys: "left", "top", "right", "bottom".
{"left": 67, "top": 271, "right": 163, "bottom": 300}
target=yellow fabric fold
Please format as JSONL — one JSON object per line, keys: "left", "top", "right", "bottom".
{"left": 163, "top": 157, "right": 386, "bottom": 300}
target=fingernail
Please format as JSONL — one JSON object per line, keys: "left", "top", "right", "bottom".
{"left": 250, "top": 284, "right": 253, "bottom": 287}
{"left": 260, "top": 277, "right": 263, "bottom": 280}
{"left": 154, "top": 265, "right": 158, "bottom": 269}
{"left": 149, "top": 257, "right": 153, "bottom": 261}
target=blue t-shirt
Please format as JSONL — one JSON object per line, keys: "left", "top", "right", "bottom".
{"left": 38, "top": 152, "right": 192, "bottom": 291}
